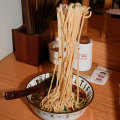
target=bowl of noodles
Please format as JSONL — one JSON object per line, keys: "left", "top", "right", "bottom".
{"left": 26, "top": 72, "right": 94, "bottom": 120}
{"left": 26, "top": 3, "right": 93, "bottom": 120}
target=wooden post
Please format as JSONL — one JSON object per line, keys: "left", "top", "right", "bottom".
{"left": 63, "top": 0, "right": 68, "bottom": 4}
{"left": 101, "top": 0, "right": 113, "bottom": 39}
{"left": 104, "top": 0, "right": 113, "bottom": 9}
{"left": 82, "top": 0, "right": 90, "bottom": 35}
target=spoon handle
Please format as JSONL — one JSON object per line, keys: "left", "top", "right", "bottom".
{"left": 106, "top": 9, "right": 120, "bottom": 15}
{"left": 5, "top": 85, "right": 39, "bottom": 100}
{"left": 92, "top": 9, "right": 120, "bottom": 15}
{"left": 5, "top": 76, "right": 52, "bottom": 100}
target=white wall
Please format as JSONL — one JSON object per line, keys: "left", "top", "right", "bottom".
{"left": 0, "top": 0, "right": 23, "bottom": 60}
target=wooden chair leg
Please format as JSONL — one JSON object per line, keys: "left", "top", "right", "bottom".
{"left": 82, "top": 0, "right": 90, "bottom": 35}
{"left": 63, "top": 0, "right": 68, "bottom": 4}
{"left": 101, "top": 0, "right": 113, "bottom": 39}
{"left": 104, "top": 0, "right": 113, "bottom": 9}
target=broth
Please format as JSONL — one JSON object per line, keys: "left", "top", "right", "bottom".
{"left": 30, "top": 78, "right": 87, "bottom": 113}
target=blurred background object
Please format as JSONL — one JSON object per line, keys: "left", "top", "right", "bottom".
{"left": 13, "top": 0, "right": 65, "bottom": 66}
{"left": 0, "top": 0, "right": 22, "bottom": 61}
{"left": 21, "top": 0, "right": 62, "bottom": 34}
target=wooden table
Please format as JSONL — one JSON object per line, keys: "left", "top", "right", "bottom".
{"left": 0, "top": 53, "right": 120, "bottom": 120}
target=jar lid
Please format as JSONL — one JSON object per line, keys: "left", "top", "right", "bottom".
{"left": 80, "top": 36, "right": 90, "bottom": 44}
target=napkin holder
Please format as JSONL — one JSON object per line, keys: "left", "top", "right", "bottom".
{"left": 12, "top": 25, "right": 50, "bottom": 66}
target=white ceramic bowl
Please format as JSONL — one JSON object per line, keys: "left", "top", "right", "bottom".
{"left": 48, "top": 38, "right": 92, "bottom": 71}
{"left": 26, "top": 72, "right": 94, "bottom": 120}
{"left": 73, "top": 39, "right": 93, "bottom": 71}
{"left": 48, "top": 41, "right": 59, "bottom": 64}
{"left": 48, "top": 41, "right": 66, "bottom": 64}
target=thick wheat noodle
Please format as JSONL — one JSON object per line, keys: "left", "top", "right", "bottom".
{"left": 47, "top": 54, "right": 59, "bottom": 95}
{"left": 66, "top": 7, "right": 83, "bottom": 104}
{"left": 55, "top": 10, "right": 64, "bottom": 89}
{"left": 65, "top": 5, "right": 88, "bottom": 110}
{"left": 60, "top": 23, "right": 80, "bottom": 102}
{"left": 42, "top": 8, "right": 65, "bottom": 110}
{"left": 60, "top": 23, "right": 77, "bottom": 102}
{"left": 60, "top": 5, "right": 65, "bottom": 60}
{"left": 46, "top": 12, "right": 62, "bottom": 95}
{"left": 76, "top": 12, "right": 85, "bottom": 104}
{"left": 55, "top": 5, "right": 74, "bottom": 109}
{"left": 41, "top": 3, "right": 91, "bottom": 112}
{"left": 56, "top": 6, "right": 73, "bottom": 91}
{"left": 59, "top": 6, "right": 77, "bottom": 106}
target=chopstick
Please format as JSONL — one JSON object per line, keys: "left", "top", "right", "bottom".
{"left": 21, "top": 0, "right": 62, "bottom": 34}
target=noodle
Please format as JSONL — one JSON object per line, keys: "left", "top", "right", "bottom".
{"left": 41, "top": 3, "right": 91, "bottom": 112}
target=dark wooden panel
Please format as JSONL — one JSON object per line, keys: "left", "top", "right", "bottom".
{"left": 12, "top": 25, "right": 50, "bottom": 66}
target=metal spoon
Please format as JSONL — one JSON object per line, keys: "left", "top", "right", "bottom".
{"left": 92, "top": 8, "right": 120, "bottom": 15}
